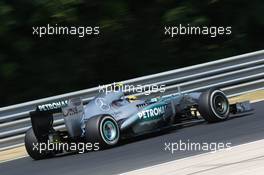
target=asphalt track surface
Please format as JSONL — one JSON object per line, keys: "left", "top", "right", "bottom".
{"left": 1, "top": 101, "right": 264, "bottom": 175}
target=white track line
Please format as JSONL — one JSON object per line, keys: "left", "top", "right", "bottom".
{"left": 121, "top": 139, "right": 264, "bottom": 175}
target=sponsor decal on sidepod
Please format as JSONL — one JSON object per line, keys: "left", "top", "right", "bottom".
{"left": 137, "top": 105, "right": 167, "bottom": 120}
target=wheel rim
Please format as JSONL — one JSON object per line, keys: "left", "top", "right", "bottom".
{"left": 212, "top": 93, "right": 229, "bottom": 116}
{"left": 102, "top": 120, "right": 118, "bottom": 142}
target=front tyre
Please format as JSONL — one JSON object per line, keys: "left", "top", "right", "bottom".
{"left": 198, "top": 89, "right": 229, "bottom": 122}
{"left": 85, "top": 115, "right": 120, "bottom": 149}
{"left": 24, "top": 128, "right": 53, "bottom": 160}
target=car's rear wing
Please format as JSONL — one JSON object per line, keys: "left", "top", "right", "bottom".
{"left": 29, "top": 98, "right": 84, "bottom": 141}
{"left": 36, "top": 100, "right": 68, "bottom": 113}
{"left": 29, "top": 100, "right": 68, "bottom": 141}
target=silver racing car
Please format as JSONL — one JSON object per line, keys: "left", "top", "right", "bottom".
{"left": 25, "top": 88, "right": 252, "bottom": 160}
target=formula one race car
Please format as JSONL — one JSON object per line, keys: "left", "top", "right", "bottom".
{"left": 25, "top": 88, "right": 252, "bottom": 160}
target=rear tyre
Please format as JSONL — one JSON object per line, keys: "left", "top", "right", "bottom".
{"left": 198, "top": 89, "right": 229, "bottom": 122}
{"left": 24, "top": 128, "right": 53, "bottom": 160}
{"left": 85, "top": 115, "right": 120, "bottom": 149}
